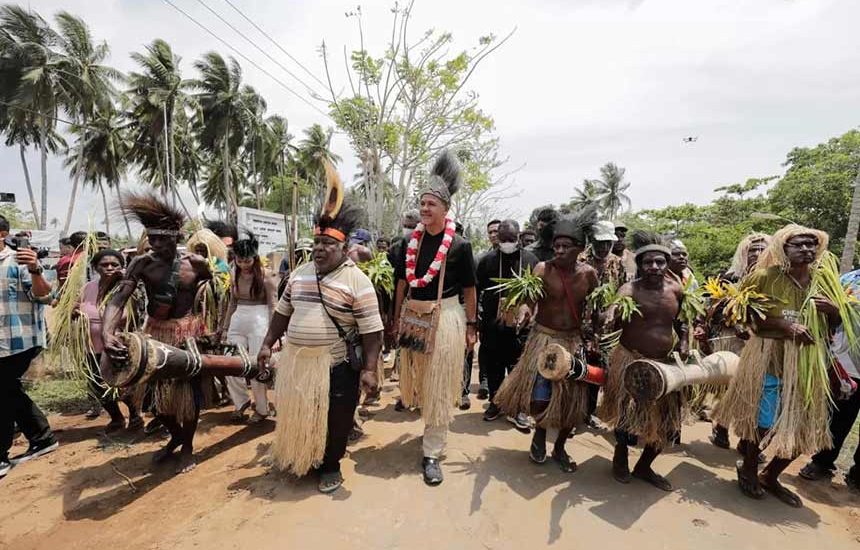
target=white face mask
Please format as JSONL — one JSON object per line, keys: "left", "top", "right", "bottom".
{"left": 499, "top": 242, "right": 518, "bottom": 255}
{"left": 403, "top": 227, "right": 414, "bottom": 237}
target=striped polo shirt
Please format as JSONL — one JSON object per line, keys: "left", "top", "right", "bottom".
{"left": 275, "top": 258, "right": 383, "bottom": 364}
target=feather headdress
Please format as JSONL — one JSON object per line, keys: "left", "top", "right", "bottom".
{"left": 553, "top": 203, "right": 598, "bottom": 244}
{"left": 420, "top": 149, "right": 462, "bottom": 205}
{"left": 121, "top": 191, "right": 186, "bottom": 236}
{"left": 314, "top": 159, "right": 364, "bottom": 242}
{"left": 233, "top": 229, "right": 260, "bottom": 258}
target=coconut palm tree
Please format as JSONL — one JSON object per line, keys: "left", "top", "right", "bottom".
{"left": 298, "top": 123, "right": 340, "bottom": 189}
{"left": 54, "top": 11, "right": 120, "bottom": 235}
{"left": 64, "top": 106, "right": 131, "bottom": 238}
{"left": 568, "top": 179, "right": 600, "bottom": 212}
{"left": 589, "top": 162, "right": 632, "bottom": 220}
{"left": 193, "top": 51, "right": 258, "bottom": 223}
{"left": 126, "top": 39, "right": 190, "bottom": 197}
{"left": 0, "top": 5, "right": 66, "bottom": 230}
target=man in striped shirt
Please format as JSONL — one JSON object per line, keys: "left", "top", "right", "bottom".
{"left": 258, "top": 200, "right": 382, "bottom": 494}
{"left": 0, "top": 216, "right": 57, "bottom": 478}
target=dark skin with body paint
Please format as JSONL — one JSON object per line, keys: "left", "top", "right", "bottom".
{"left": 102, "top": 232, "right": 212, "bottom": 474}
{"left": 737, "top": 234, "right": 836, "bottom": 507}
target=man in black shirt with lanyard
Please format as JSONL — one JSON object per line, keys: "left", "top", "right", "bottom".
{"left": 476, "top": 220, "right": 539, "bottom": 426}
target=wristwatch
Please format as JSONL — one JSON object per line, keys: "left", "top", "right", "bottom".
{"left": 28, "top": 265, "right": 43, "bottom": 275}
{"left": 466, "top": 319, "right": 478, "bottom": 326}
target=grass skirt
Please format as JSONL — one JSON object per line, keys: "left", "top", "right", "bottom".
{"left": 144, "top": 315, "right": 207, "bottom": 423}
{"left": 399, "top": 297, "right": 465, "bottom": 428}
{"left": 599, "top": 344, "right": 683, "bottom": 447}
{"left": 712, "top": 335, "right": 832, "bottom": 457}
{"left": 271, "top": 343, "right": 334, "bottom": 476}
{"left": 494, "top": 324, "right": 588, "bottom": 429}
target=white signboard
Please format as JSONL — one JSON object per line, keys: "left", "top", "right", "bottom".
{"left": 236, "top": 206, "right": 288, "bottom": 256}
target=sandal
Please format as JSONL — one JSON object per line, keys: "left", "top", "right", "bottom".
{"left": 759, "top": 475, "right": 802, "bottom": 508}
{"left": 318, "top": 471, "right": 344, "bottom": 493}
{"left": 736, "top": 461, "right": 765, "bottom": 500}
{"left": 551, "top": 448, "right": 577, "bottom": 473}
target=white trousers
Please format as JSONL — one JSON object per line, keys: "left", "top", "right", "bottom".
{"left": 226, "top": 304, "right": 269, "bottom": 415}
{"left": 423, "top": 424, "right": 447, "bottom": 458}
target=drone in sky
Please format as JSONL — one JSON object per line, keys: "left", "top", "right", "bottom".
{"left": 682, "top": 136, "right": 698, "bottom": 143}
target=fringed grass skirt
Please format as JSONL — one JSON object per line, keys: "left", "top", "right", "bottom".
{"left": 271, "top": 343, "right": 334, "bottom": 476}
{"left": 713, "top": 335, "right": 832, "bottom": 457}
{"left": 399, "top": 297, "right": 465, "bottom": 428}
{"left": 599, "top": 344, "right": 683, "bottom": 447}
{"left": 144, "top": 315, "right": 208, "bottom": 423}
{"left": 494, "top": 324, "right": 588, "bottom": 429}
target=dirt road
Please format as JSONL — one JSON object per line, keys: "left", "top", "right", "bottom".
{"left": 2, "top": 376, "right": 858, "bottom": 550}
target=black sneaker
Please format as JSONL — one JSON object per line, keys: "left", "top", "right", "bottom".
{"left": 477, "top": 384, "right": 489, "bottom": 401}
{"left": 0, "top": 459, "right": 11, "bottom": 478}
{"left": 483, "top": 403, "right": 502, "bottom": 421}
{"left": 10, "top": 440, "right": 59, "bottom": 465}
{"left": 422, "top": 457, "right": 443, "bottom": 485}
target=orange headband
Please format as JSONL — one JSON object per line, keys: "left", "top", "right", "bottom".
{"left": 313, "top": 226, "right": 347, "bottom": 242}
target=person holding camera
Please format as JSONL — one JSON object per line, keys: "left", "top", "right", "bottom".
{"left": 0, "top": 216, "right": 57, "bottom": 478}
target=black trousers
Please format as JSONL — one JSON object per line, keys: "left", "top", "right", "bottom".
{"left": 1, "top": 347, "right": 54, "bottom": 461}
{"left": 320, "top": 363, "right": 361, "bottom": 474}
{"left": 479, "top": 324, "right": 526, "bottom": 401}
{"left": 811, "top": 378, "right": 860, "bottom": 471}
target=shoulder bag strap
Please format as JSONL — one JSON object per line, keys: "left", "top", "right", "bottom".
{"left": 435, "top": 254, "right": 448, "bottom": 304}
{"left": 316, "top": 270, "right": 348, "bottom": 340}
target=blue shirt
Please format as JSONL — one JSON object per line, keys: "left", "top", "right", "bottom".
{"left": 0, "top": 247, "right": 48, "bottom": 357}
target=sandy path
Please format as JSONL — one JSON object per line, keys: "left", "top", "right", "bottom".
{"left": 2, "top": 375, "right": 858, "bottom": 550}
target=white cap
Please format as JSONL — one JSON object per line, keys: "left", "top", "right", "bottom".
{"left": 591, "top": 220, "right": 618, "bottom": 242}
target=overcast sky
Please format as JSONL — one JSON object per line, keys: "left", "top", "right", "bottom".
{"left": 3, "top": 0, "right": 859, "bottom": 234}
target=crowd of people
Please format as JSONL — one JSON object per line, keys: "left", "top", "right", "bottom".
{"left": 0, "top": 150, "right": 858, "bottom": 507}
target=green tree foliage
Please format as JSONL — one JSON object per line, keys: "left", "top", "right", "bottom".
{"left": 768, "top": 129, "right": 860, "bottom": 256}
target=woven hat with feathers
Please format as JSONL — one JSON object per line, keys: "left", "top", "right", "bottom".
{"left": 121, "top": 191, "right": 186, "bottom": 237}
{"left": 419, "top": 149, "right": 462, "bottom": 206}
{"left": 553, "top": 204, "right": 598, "bottom": 244}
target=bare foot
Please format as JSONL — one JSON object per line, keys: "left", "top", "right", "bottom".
{"left": 759, "top": 474, "right": 802, "bottom": 507}
{"left": 152, "top": 441, "right": 180, "bottom": 465}
{"left": 176, "top": 453, "right": 197, "bottom": 474}
{"left": 632, "top": 466, "right": 673, "bottom": 491}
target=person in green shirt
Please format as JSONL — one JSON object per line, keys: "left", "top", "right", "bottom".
{"left": 715, "top": 224, "right": 837, "bottom": 508}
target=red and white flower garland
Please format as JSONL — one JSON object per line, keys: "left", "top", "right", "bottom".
{"left": 405, "top": 215, "right": 457, "bottom": 288}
